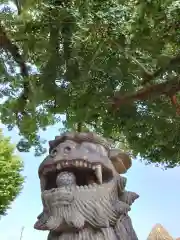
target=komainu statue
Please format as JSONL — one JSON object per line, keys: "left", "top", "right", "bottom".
{"left": 34, "top": 132, "right": 139, "bottom": 240}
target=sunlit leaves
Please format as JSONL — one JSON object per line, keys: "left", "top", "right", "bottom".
{"left": 0, "top": 129, "right": 24, "bottom": 215}
{"left": 1, "top": 0, "right": 180, "bottom": 166}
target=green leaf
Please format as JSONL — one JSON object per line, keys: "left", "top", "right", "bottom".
{"left": 0, "top": 129, "right": 24, "bottom": 216}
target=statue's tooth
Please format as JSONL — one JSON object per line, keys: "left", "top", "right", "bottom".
{"left": 40, "top": 176, "right": 46, "bottom": 190}
{"left": 95, "top": 165, "right": 102, "bottom": 184}
{"left": 57, "top": 163, "right": 61, "bottom": 170}
{"left": 92, "top": 183, "right": 97, "bottom": 187}
{"left": 83, "top": 155, "right": 88, "bottom": 161}
{"left": 88, "top": 163, "right": 92, "bottom": 168}
{"left": 89, "top": 183, "right": 97, "bottom": 188}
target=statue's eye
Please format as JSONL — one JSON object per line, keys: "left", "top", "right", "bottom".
{"left": 81, "top": 142, "right": 97, "bottom": 152}
{"left": 50, "top": 148, "right": 57, "bottom": 157}
{"left": 64, "top": 146, "right": 71, "bottom": 153}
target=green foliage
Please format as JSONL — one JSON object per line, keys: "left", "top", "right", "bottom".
{"left": 0, "top": 129, "right": 24, "bottom": 216}
{"left": 0, "top": 0, "right": 180, "bottom": 166}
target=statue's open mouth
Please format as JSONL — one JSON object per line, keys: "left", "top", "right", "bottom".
{"left": 40, "top": 159, "right": 113, "bottom": 190}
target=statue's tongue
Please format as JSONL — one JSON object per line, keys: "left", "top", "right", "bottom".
{"left": 56, "top": 171, "right": 76, "bottom": 188}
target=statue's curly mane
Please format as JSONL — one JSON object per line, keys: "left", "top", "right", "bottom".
{"left": 48, "top": 132, "right": 110, "bottom": 153}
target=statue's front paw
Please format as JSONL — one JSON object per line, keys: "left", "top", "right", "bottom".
{"left": 34, "top": 219, "right": 49, "bottom": 230}
{"left": 46, "top": 216, "right": 63, "bottom": 231}
{"left": 120, "top": 191, "right": 139, "bottom": 206}
{"left": 114, "top": 200, "right": 130, "bottom": 214}
{"left": 66, "top": 213, "right": 85, "bottom": 229}
{"left": 34, "top": 211, "right": 49, "bottom": 230}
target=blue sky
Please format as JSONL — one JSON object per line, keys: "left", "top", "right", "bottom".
{"left": 0, "top": 124, "right": 180, "bottom": 240}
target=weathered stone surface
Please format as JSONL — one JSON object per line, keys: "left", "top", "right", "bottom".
{"left": 34, "top": 132, "right": 139, "bottom": 239}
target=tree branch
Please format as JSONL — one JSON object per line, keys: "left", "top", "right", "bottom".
{"left": 113, "top": 38, "right": 180, "bottom": 86}
{"left": 0, "top": 23, "right": 28, "bottom": 77}
{"left": 40, "top": 8, "right": 60, "bottom": 95}
{"left": 13, "top": 0, "right": 21, "bottom": 15}
{"left": 140, "top": 54, "right": 180, "bottom": 85}
{"left": 128, "top": 55, "right": 153, "bottom": 82}
{"left": 113, "top": 77, "right": 180, "bottom": 108}
{"left": 0, "top": 22, "right": 30, "bottom": 111}
{"left": 127, "top": 53, "right": 180, "bottom": 86}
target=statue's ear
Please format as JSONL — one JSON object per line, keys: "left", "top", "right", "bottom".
{"left": 109, "top": 149, "right": 132, "bottom": 174}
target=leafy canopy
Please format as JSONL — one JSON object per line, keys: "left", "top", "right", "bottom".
{"left": 0, "top": 129, "right": 24, "bottom": 216}
{"left": 0, "top": 0, "right": 180, "bottom": 167}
